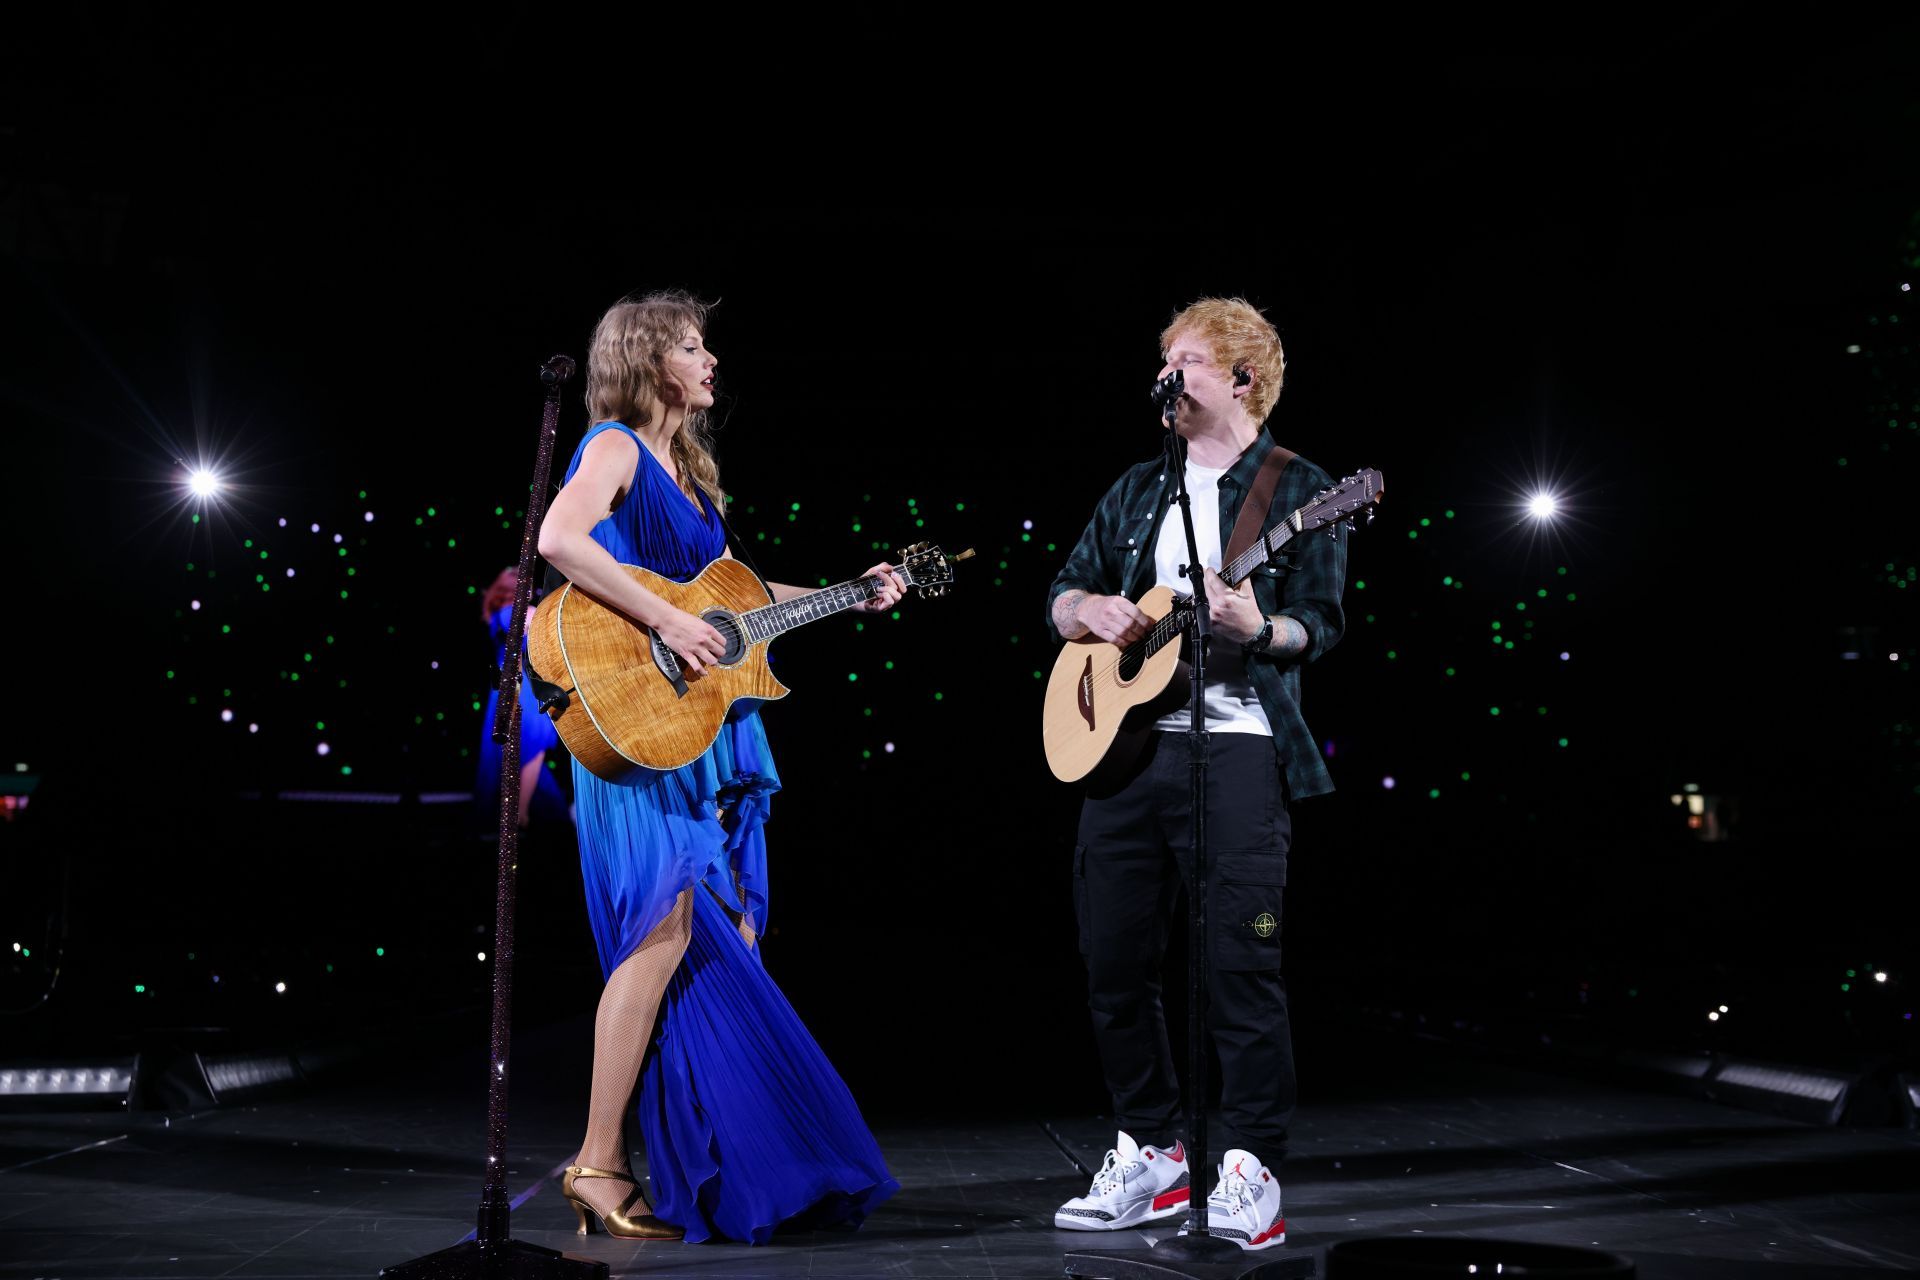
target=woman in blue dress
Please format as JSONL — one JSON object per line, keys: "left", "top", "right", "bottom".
{"left": 534, "top": 290, "right": 903, "bottom": 1245}
{"left": 474, "top": 567, "right": 568, "bottom": 828}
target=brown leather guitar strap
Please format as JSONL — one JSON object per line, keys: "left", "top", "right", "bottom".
{"left": 1224, "top": 443, "right": 1296, "bottom": 566}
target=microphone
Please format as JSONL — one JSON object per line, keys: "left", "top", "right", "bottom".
{"left": 1149, "top": 368, "right": 1185, "bottom": 419}
{"left": 540, "top": 354, "right": 577, "bottom": 385}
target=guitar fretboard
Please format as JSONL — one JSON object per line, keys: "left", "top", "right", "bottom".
{"left": 742, "top": 577, "right": 883, "bottom": 643}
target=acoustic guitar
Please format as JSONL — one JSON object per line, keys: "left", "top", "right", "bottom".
{"left": 1042, "top": 470, "right": 1383, "bottom": 790}
{"left": 528, "top": 542, "right": 969, "bottom": 779}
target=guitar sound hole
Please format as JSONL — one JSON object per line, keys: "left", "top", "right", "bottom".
{"left": 1117, "top": 646, "right": 1145, "bottom": 682}
{"left": 701, "top": 609, "right": 748, "bottom": 665}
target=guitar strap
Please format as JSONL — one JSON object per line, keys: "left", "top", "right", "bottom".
{"left": 1224, "top": 442, "right": 1296, "bottom": 565}
{"left": 713, "top": 502, "right": 778, "bottom": 603}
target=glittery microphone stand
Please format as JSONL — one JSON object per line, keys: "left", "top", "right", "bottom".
{"left": 383, "top": 355, "right": 607, "bottom": 1280}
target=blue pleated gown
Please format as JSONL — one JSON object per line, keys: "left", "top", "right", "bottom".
{"left": 561, "top": 421, "right": 897, "bottom": 1244}
{"left": 475, "top": 605, "right": 567, "bottom": 825}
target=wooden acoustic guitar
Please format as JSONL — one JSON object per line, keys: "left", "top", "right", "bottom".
{"left": 528, "top": 542, "right": 970, "bottom": 779}
{"left": 1041, "top": 470, "right": 1384, "bottom": 790}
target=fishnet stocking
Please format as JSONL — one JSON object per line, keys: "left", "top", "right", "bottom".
{"left": 572, "top": 888, "right": 691, "bottom": 1220}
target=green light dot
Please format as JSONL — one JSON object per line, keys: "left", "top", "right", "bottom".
{"left": 956, "top": 502, "right": 966, "bottom": 511}
{"left": 166, "top": 670, "right": 176, "bottom": 679}
{"left": 376, "top": 947, "right": 385, "bottom": 956}
{"left": 447, "top": 539, "right": 456, "bottom": 548}
{"left": 1516, "top": 602, "right": 1527, "bottom": 611}
{"left": 863, "top": 707, "right": 872, "bottom": 716}
{"left": 1419, "top": 518, "right": 1431, "bottom": 527}
{"left": 1355, "top": 580, "right": 1367, "bottom": 590}
{"left": 1557, "top": 566, "right": 1568, "bottom": 575}
{"left": 1444, "top": 510, "right": 1455, "bottom": 519}
{"left": 1566, "top": 593, "right": 1577, "bottom": 602}
{"left": 852, "top": 523, "right": 862, "bottom": 532}
{"left": 1841, "top": 982, "right": 1851, "bottom": 991}
{"left": 244, "top": 539, "right": 254, "bottom": 548}
{"left": 1365, "top": 614, "right": 1376, "bottom": 624}
{"left": 1837, "top": 458, "right": 1848, "bottom": 467}
{"left": 1445, "top": 667, "right": 1456, "bottom": 676}
{"left": 1428, "top": 788, "right": 1440, "bottom": 799}
{"left": 1490, "top": 706, "right": 1501, "bottom": 716}
{"left": 1504, "top": 641, "right": 1514, "bottom": 650}
{"left": 757, "top": 531, "right": 766, "bottom": 541}
{"left": 855, "top": 622, "right": 865, "bottom": 632}
{"left": 1047, "top": 542, "right": 1057, "bottom": 552}
{"left": 326, "top": 635, "right": 335, "bottom": 644}
{"left": 1557, "top": 738, "right": 1569, "bottom": 747}
{"left": 788, "top": 513, "right": 797, "bottom": 522}
{"left": 885, "top": 660, "right": 895, "bottom": 670}
{"left": 315, "top": 721, "right": 325, "bottom": 730}
{"left": 339, "top": 547, "right": 347, "bottom": 556}
{"left": 1491, "top": 621, "right": 1502, "bottom": 631}
{"left": 340, "top": 765, "right": 352, "bottom": 776}
{"left": 1407, "top": 530, "right": 1418, "bottom": 539}
{"left": 135, "top": 984, "right": 145, "bottom": 993}
{"left": 191, "top": 513, "right": 200, "bottom": 524}
{"left": 427, "top": 507, "right": 437, "bottom": 517}
{"left": 340, "top": 591, "right": 348, "bottom": 599}
{"left": 1538, "top": 706, "right": 1548, "bottom": 715}
{"left": 495, "top": 506, "right": 504, "bottom": 515}
{"left": 1460, "top": 771, "right": 1471, "bottom": 781}
{"left": 1443, "top": 576, "right": 1453, "bottom": 586}
{"left": 791, "top": 502, "right": 801, "bottom": 511}
{"left": 1386, "top": 650, "right": 1397, "bottom": 660}
{"left": 934, "top": 692, "right": 944, "bottom": 701}
{"left": 435, "top": 712, "right": 445, "bottom": 721}
{"left": 471, "top": 700, "right": 481, "bottom": 711}
{"left": 862, "top": 749, "right": 872, "bottom": 759}
{"left": 890, "top": 611, "right": 900, "bottom": 620}
{"left": 847, "top": 673, "right": 858, "bottom": 682}
{"left": 415, "top": 517, "right": 423, "bottom": 526}
{"left": 360, "top": 490, "right": 368, "bottom": 499}
{"left": 1847, "top": 969, "right": 1857, "bottom": 977}
{"left": 303, "top": 653, "right": 313, "bottom": 662}
{"left": 290, "top": 672, "right": 299, "bottom": 681}
{"left": 1537, "top": 588, "right": 1549, "bottom": 598}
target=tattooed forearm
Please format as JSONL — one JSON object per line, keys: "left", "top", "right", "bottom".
{"left": 1263, "top": 615, "right": 1310, "bottom": 660}
{"left": 1053, "top": 589, "right": 1091, "bottom": 639}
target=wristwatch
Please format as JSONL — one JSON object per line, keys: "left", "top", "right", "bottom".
{"left": 1242, "top": 616, "right": 1274, "bottom": 658}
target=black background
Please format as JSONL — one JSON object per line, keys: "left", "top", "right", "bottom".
{"left": 3, "top": 13, "right": 1917, "bottom": 1119}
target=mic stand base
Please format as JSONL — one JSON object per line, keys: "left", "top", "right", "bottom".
{"left": 380, "top": 1237, "right": 609, "bottom": 1280}
{"left": 1064, "top": 1237, "right": 1315, "bottom": 1280}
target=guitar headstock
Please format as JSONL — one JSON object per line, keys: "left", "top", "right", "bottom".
{"left": 887, "top": 542, "right": 975, "bottom": 599}
{"left": 1299, "top": 468, "right": 1386, "bottom": 536}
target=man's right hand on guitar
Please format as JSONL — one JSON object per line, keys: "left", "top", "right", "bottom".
{"left": 1076, "top": 594, "right": 1153, "bottom": 646}
{"left": 653, "top": 607, "right": 728, "bottom": 676}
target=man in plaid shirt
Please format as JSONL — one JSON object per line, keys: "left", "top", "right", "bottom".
{"left": 1046, "top": 298, "right": 1347, "bottom": 1252}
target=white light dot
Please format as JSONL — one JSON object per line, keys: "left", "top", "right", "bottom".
{"left": 1846, "top": 344, "right": 1862, "bottom": 354}
{"left": 220, "top": 709, "right": 234, "bottom": 723}
{"left": 884, "top": 742, "right": 896, "bottom": 753}
{"left": 275, "top": 981, "right": 287, "bottom": 994}
{"left": 191, "top": 600, "right": 201, "bottom": 611}
{"left": 1528, "top": 493, "right": 1558, "bottom": 519}
{"left": 1719, "top": 1004, "right": 1729, "bottom": 1013}
{"left": 1022, "top": 519, "right": 1033, "bottom": 530}
{"left": 286, "top": 568, "right": 295, "bottom": 578}
{"left": 1708, "top": 1011, "right": 1720, "bottom": 1021}
{"left": 333, "top": 534, "right": 343, "bottom": 544}
{"left": 10, "top": 943, "right": 18, "bottom": 953}
{"left": 311, "top": 523, "right": 321, "bottom": 533}
{"left": 364, "top": 511, "right": 374, "bottom": 522}
{"left": 1560, "top": 651, "right": 1571, "bottom": 661}
{"left": 1382, "top": 776, "right": 1396, "bottom": 790}
{"left": 188, "top": 468, "right": 222, "bottom": 498}
{"left": 477, "top": 951, "right": 487, "bottom": 962}
{"left": 278, "top": 517, "right": 287, "bottom": 527}
{"left": 1903, "top": 283, "right": 1912, "bottom": 292}
{"left": 1875, "top": 971, "right": 1888, "bottom": 983}
{"left": 317, "top": 742, "right": 331, "bottom": 756}
{"left": 1891, "top": 653, "right": 1901, "bottom": 662}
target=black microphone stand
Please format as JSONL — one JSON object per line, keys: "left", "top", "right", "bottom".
{"left": 1065, "top": 375, "right": 1312, "bottom": 1280}
{"left": 383, "top": 356, "right": 608, "bottom": 1280}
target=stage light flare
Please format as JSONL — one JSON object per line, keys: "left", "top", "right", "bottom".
{"left": 187, "top": 467, "right": 223, "bottom": 499}
{"left": 275, "top": 982, "right": 287, "bottom": 994}
{"left": 1876, "top": 971, "right": 1888, "bottom": 983}
{"left": 1527, "top": 493, "right": 1558, "bottom": 519}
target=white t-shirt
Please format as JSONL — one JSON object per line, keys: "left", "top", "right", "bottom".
{"left": 1151, "top": 458, "right": 1274, "bottom": 737}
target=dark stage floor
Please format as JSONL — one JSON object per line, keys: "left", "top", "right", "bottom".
{"left": 3, "top": 1022, "right": 1917, "bottom": 1280}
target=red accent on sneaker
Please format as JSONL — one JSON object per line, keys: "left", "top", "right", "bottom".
{"left": 1249, "top": 1218, "right": 1287, "bottom": 1246}
{"left": 1144, "top": 1151, "right": 1154, "bottom": 1160}
{"left": 1166, "top": 1142, "right": 1185, "bottom": 1162}
{"left": 1151, "top": 1187, "right": 1191, "bottom": 1211}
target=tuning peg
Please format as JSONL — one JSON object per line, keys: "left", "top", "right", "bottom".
{"left": 953, "top": 548, "right": 977, "bottom": 562}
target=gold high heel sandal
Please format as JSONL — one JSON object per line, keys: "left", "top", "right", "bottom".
{"left": 560, "top": 1165, "right": 683, "bottom": 1240}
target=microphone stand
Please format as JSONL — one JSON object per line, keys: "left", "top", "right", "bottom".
{"left": 1066, "top": 379, "right": 1312, "bottom": 1280}
{"left": 383, "top": 356, "right": 608, "bottom": 1280}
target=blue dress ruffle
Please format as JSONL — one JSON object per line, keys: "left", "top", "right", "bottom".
{"left": 561, "top": 421, "right": 895, "bottom": 1243}
{"left": 475, "top": 605, "right": 566, "bottom": 823}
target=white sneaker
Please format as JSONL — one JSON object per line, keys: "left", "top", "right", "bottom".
{"left": 1053, "top": 1131, "right": 1191, "bottom": 1230}
{"left": 1192, "top": 1148, "right": 1285, "bottom": 1250}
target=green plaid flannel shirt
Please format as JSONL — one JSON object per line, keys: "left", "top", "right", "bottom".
{"left": 1046, "top": 429, "right": 1348, "bottom": 799}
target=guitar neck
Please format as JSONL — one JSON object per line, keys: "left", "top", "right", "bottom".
{"left": 1219, "top": 511, "right": 1308, "bottom": 588}
{"left": 741, "top": 575, "right": 885, "bottom": 642}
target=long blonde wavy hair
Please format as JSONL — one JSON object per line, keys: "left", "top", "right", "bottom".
{"left": 584, "top": 290, "right": 724, "bottom": 506}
